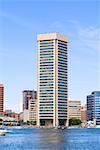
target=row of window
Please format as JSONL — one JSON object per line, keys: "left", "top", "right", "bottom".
{"left": 40, "top": 66, "right": 53, "bottom": 69}
{"left": 58, "top": 41, "right": 67, "bottom": 46}
{"left": 40, "top": 81, "right": 53, "bottom": 84}
{"left": 58, "top": 77, "right": 67, "bottom": 81}
{"left": 40, "top": 72, "right": 54, "bottom": 75}
{"left": 58, "top": 48, "right": 67, "bottom": 53}
{"left": 40, "top": 91, "right": 53, "bottom": 94}
{"left": 40, "top": 75, "right": 53, "bottom": 78}
{"left": 58, "top": 96, "right": 67, "bottom": 98}
{"left": 40, "top": 54, "right": 53, "bottom": 57}
{"left": 58, "top": 51, "right": 67, "bottom": 57}
{"left": 40, "top": 110, "right": 53, "bottom": 112}
{"left": 40, "top": 78, "right": 53, "bottom": 81}
{"left": 58, "top": 61, "right": 67, "bottom": 65}
{"left": 40, "top": 64, "right": 53, "bottom": 67}
{"left": 40, "top": 55, "right": 53, "bottom": 58}
{"left": 40, "top": 69, "right": 54, "bottom": 72}
{"left": 58, "top": 58, "right": 67, "bottom": 62}
{"left": 40, "top": 99, "right": 53, "bottom": 101}
{"left": 40, "top": 50, "right": 54, "bottom": 53}
{"left": 40, "top": 61, "right": 53, "bottom": 64}
{"left": 58, "top": 44, "right": 67, "bottom": 49}
{"left": 40, "top": 84, "right": 54, "bottom": 86}
{"left": 40, "top": 46, "right": 54, "bottom": 50}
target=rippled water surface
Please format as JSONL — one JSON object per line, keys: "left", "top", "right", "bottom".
{"left": 0, "top": 128, "right": 100, "bottom": 150}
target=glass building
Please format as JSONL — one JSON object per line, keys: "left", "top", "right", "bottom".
{"left": 87, "top": 91, "right": 100, "bottom": 125}
{"left": 37, "top": 33, "right": 68, "bottom": 127}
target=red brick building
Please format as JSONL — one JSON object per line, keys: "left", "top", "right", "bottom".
{"left": 80, "top": 106, "right": 87, "bottom": 122}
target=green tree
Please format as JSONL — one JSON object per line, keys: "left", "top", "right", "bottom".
{"left": 69, "top": 118, "right": 81, "bottom": 126}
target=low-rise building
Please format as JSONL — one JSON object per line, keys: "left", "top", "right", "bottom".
{"left": 80, "top": 105, "right": 87, "bottom": 122}
{"left": 68, "top": 100, "right": 81, "bottom": 120}
{"left": 29, "top": 99, "right": 37, "bottom": 124}
{"left": 23, "top": 109, "right": 29, "bottom": 122}
{"left": 1, "top": 110, "right": 20, "bottom": 122}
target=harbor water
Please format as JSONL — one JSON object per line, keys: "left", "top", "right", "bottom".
{"left": 0, "top": 128, "right": 100, "bottom": 150}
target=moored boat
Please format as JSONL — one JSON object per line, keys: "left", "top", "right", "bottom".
{"left": 0, "top": 129, "right": 9, "bottom": 136}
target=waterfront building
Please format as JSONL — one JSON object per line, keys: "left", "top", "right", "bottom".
{"left": 10, "top": 113, "right": 20, "bottom": 122}
{"left": 0, "top": 84, "right": 4, "bottom": 113}
{"left": 0, "top": 115, "right": 16, "bottom": 126}
{"left": 4, "top": 109, "right": 12, "bottom": 114}
{"left": 19, "top": 112, "right": 23, "bottom": 122}
{"left": 29, "top": 99, "right": 37, "bottom": 124}
{"left": 37, "top": 33, "right": 68, "bottom": 127}
{"left": 80, "top": 105, "right": 87, "bottom": 122}
{"left": 87, "top": 91, "right": 100, "bottom": 125}
{"left": 23, "top": 90, "right": 37, "bottom": 122}
{"left": 68, "top": 100, "right": 81, "bottom": 120}
{"left": 23, "top": 109, "right": 29, "bottom": 122}
{"left": 2, "top": 110, "right": 20, "bottom": 122}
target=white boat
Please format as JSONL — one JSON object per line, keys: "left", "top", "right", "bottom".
{"left": 54, "top": 126, "right": 66, "bottom": 129}
{"left": 0, "top": 129, "right": 9, "bottom": 136}
{"left": 96, "top": 125, "right": 100, "bottom": 128}
{"left": 12, "top": 126, "right": 22, "bottom": 129}
{"left": 61, "top": 126, "right": 65, "bottom": 130}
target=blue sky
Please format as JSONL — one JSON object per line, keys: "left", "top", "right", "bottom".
{"left": 0, "top": 0, "right": 100, "bottom": 112}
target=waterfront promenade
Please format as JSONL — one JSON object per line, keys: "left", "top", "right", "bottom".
{"left": 0, "top": 128, "right": 100, "bottom": 150}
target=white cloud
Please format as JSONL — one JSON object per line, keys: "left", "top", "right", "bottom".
{"left": 77, "top": 27, "right": 100, "bottom": 51}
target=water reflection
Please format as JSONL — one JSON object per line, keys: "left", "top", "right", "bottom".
{"left": 35, "top": 129, "right": 68, "bottom": 150}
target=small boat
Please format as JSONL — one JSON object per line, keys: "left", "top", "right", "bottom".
{"left": 96, "top": 125, "right": 100, "bottom": 128}
{"left": 54, "top": 126, "right": 61, "bottom": 129}
{"left": 0, "top": 129, "right": 9, "bottom": 136}
{"left": 54, "top": 126, "right": 66, "bottom": 130}
{"left": 12, "top": 126, "right": 22, "bottom": 129}
{"left": 61, "top": 126, "right": 65, "bottom": 130}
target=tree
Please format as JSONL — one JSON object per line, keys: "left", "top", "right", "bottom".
{"left": 69, "top": 118, "right": 81, "bottom": 126}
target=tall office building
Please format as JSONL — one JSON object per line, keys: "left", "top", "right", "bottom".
{"left": 87, "top": 91, "right": 100, "bottom": 125}
{"left": 0, "top": 84, "right": 4, "bottom": 113}
{"left": 37, "top": 33, "right": 68, "bottom": 127}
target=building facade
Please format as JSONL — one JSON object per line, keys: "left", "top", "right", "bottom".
{"left": 37, "top": 33, "right": 68, "bottom": 127}
{"left": 68, "top": 100, "right": 81, "bottom": 120}
{"left": 23, "top": 90, "right": 37, "bottom": 110}
{"left": 23, "top": 90, "right": 37, "bottom": 122}
{"left": 80, "top": 105, "right": 87, "bottom": 122}
{"left": 87, "top": 91, "right": 100, "bottom": 125}
{"left": 0, "top": 84, "right": 4, "bottom": 113}
{"left": 29, "top": 99, "right": 37, "bottom": 124}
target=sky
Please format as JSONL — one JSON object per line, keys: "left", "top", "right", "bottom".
{"left": 0, "top": 0, "right": 100, "bottom": 112}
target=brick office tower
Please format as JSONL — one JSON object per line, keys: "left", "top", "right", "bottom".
{"left": 0, "top": 84, "right": 4, "bottom": 113}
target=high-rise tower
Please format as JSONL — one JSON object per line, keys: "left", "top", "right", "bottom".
{"left": 37, "top": 33, "right": 68, "bottom": 127}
